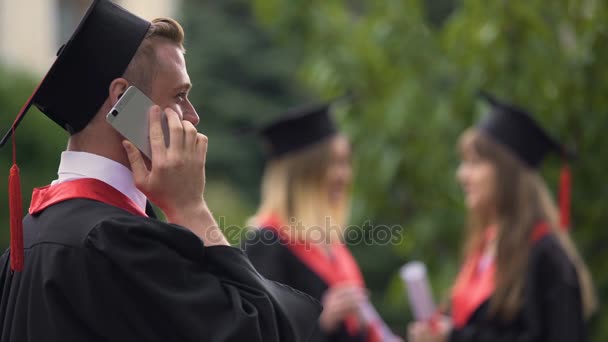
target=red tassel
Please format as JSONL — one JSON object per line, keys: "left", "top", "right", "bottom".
{"left": 9, "top": 164, "right": 24, "bottom": 271}
{"left": 4, "top": 77, "right": 43, "bottom": 272}
{"left": 559, "top": 164, "right": 571, "bottom": 231}
{"left": 8, "top": 128, "right": 23, "bottom": 271}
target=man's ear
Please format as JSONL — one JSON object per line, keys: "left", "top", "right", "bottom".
{"left": 109, "top": 78, "right": 129, "bottom": 106}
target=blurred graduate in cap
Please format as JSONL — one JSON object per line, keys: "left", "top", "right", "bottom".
{"left": 0, "top": 0, "right": 321, "bottom": 341}
{"left": 243, "top": 103, "right": 401, "bottom": 342}
{"left": 408, "top": 93, "right": 597, "bottom": 342}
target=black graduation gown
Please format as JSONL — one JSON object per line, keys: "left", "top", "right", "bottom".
{"left": 0, "top": 198, "right": 321, "bottom": 341}
{"left": 449, "top": 235, "right": 586, "bottom": 342}
{"left": 243, "top": 228, "right": 368, "bottom": 342}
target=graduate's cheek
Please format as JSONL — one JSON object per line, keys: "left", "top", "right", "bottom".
{"left": 457, "top": 159, "right": 490, "bottom": 210}
{"left": 470, "top": 162, "right": 496, "bottom": 211}
{"left": 456, "top": 161, "right": 471, "bottom": 204}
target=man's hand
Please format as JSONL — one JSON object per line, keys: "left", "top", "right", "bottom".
{"left": 123, "top": 105, "right": 228, "bottom": 246}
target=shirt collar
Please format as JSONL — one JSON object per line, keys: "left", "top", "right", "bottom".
{"left": 51, "top": 151, "right": 147, "bottom": 211}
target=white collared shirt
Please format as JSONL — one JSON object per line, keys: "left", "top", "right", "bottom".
{"left": 51, "top": 151, "right": 147, "bottom": 211}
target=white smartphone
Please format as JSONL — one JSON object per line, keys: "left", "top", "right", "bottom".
{"left": 106, "top": 86, "right": 169, "bottom": 159}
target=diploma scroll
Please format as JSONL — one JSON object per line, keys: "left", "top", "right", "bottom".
{"left": 400, "top": 261, "right": 436, "bottom": 322}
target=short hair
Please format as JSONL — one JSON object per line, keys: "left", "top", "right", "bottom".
{"left": 122, "top": 17, "right": 185, "bottom": 93}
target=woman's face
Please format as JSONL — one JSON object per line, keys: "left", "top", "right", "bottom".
{"left": 457, "top": 146, "right": 497, "bottom": 214}
{"left": 326, "top": 135, "right": 352, "bottom": 206}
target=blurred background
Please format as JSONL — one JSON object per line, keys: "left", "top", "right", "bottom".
{"left": 0, "top": 0, "right": 606, "bottom": 339}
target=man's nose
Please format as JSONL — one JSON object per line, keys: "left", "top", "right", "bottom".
{"left": 183, "top": 100, "right": 200, "bottom": 126}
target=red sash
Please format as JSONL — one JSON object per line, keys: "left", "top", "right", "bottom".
{"left": 451, "top": 223, "right": 551, "bottom": 328}
{"left": 30, "top": 178, "right": 147, "bottom": 217}
{"left": 261, "top": 215, "right": 381, "bottom": 342}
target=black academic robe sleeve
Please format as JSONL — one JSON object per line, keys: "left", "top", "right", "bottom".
{"left": 0, "top": 199, "right": 321, "bottom": 342}
{"left": 243, "top": 228, "right": 367, "bottom": 342}
{"left": 449, "top": 235, "right": 585, "bottom": 342}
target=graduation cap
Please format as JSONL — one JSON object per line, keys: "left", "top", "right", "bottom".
{"left": 260, "top": 102, "right": 338, "bottom": 159}
{"left": 478, "top": 92, "right": 573, "bottom": 230}
{"left": 477, "top": 92, "right": 573, "bottom": 168}
{"left": 1, "top": 0, "right": 150, "bottom": 145}
{"left": 3, "top": 0, "right": 150, "bottom": 271}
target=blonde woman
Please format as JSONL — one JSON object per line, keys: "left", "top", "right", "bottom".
{"left": 408, "top": 94, "right": 597, "bottom": 342}
{"left": 243, "top": 104, "right": 397, "bottom": 342}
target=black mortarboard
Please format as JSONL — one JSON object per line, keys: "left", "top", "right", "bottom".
{"left": 0, "top": 0, "right": 150, "bottom": 147}
{"left": 477, "top": 92, "right": 569, "bottom": 169}
{"left": 477, "top": 92, "right": 574, "bottom": 230}
{"left": 260, "top": 103, "right": 337, "bottom": 158}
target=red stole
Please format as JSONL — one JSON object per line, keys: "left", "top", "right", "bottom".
{"left": 451, "top": 223, "right": 551, "bottom": 328}
{"left": 261, "top": 215, "right": 381, "bottom": 342}
{"left": 30, "top": 178, "right": 147, "bottom": 217}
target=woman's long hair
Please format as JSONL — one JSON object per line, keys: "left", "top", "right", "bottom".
{"left": 250, "top": 135, "right": 351, "bottom": 244}
{"left": 458, "top": 128, "right": 597, "bottom": 320}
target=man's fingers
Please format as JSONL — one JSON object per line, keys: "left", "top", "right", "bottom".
{"left": 148, "top": 106, "right": 166, "bottom": 159}
{"left": 165, "top": 108, "right": 184, "bottom": 151}
{"left": 123, "top": 140, "right": 149, "bottom": 186}
{"left": 196, "top": 133, "right": 208, "bottom": 163}
{"left": 183, "top": 120, "right": 198, "bottom": 151}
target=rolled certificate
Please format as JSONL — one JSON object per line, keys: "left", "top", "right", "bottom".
{"left": 400, "top": 261, "right": 436, "bottom": 322}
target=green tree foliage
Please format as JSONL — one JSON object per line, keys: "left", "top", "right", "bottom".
{"left": 0, "top": 67, "right": 66, "bottom": 249}
{"left": 252, "top": 0, "right": 608, "bottom": 339}
{"left": 179, "top": 0, "right": 310, "bottom": 203}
